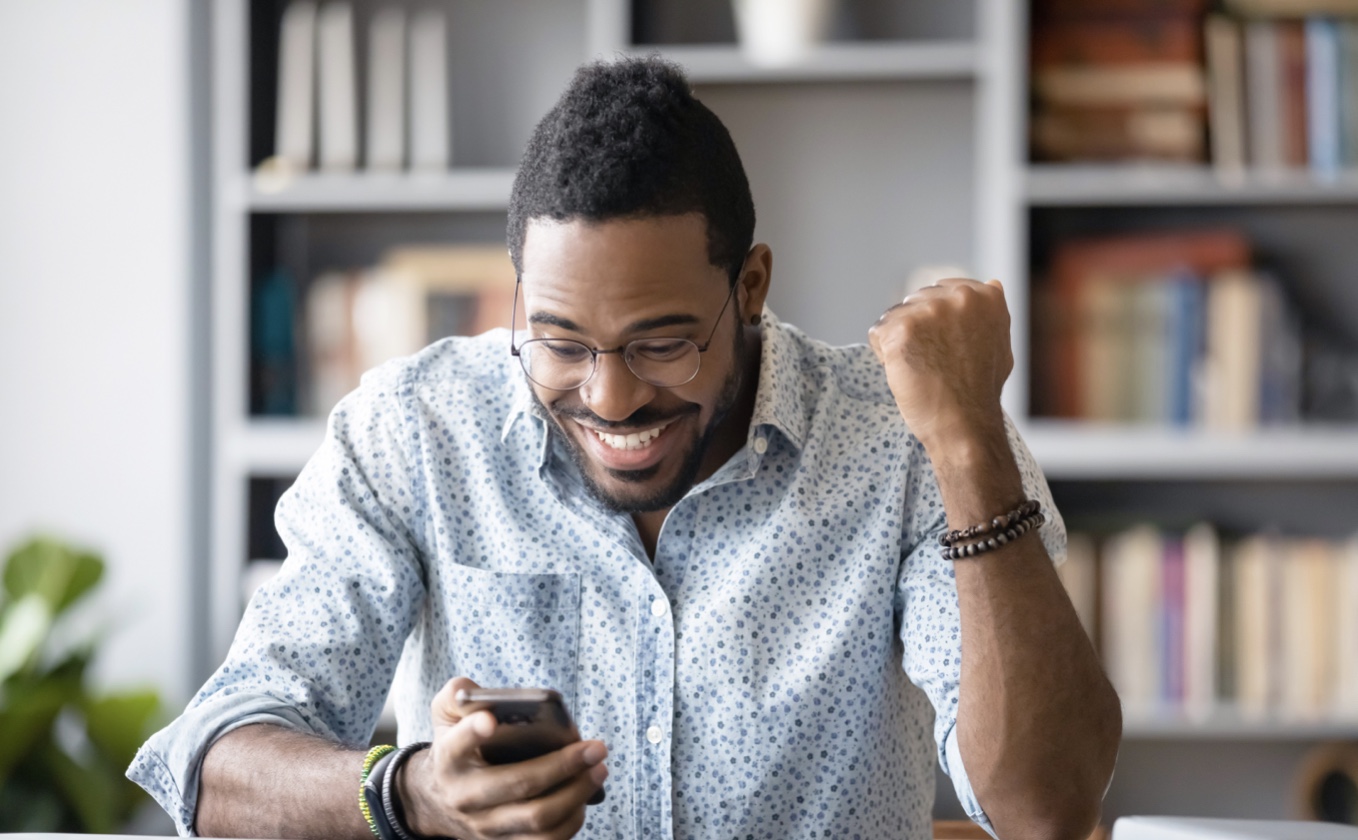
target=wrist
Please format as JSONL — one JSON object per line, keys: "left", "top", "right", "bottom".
{"left": 394, "top": 747, "right": 439, "bottom": 839}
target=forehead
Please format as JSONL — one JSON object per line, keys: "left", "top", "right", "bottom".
{"left": 519, "top": 214, "right": 725, "bottom": 315}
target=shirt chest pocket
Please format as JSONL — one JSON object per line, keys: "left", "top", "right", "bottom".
{"left": 445, "top": 566, "right": 582, "bottom": 714}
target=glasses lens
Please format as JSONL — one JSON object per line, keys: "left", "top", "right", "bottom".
{"left": 520, "top": 339, "right": 594, "bottom": 390}
{"left": 626, "top": 339, "right": 701, "bottom": 387}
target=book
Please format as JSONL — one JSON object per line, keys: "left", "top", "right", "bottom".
{"left": 1280, "top": 539, "right": 1336, "bottom": 720}
{"left": 1203, "top": 269, "right": 1263, "bottom": 431}
{"left": 1031, "top": 107, "right": 1206, "bottom": 162}
{"left": 1245, "top": 20, "right": 1288, "bottom": 172}
{"left": 409, "top": 7, "right": 450, "bottom": 171}
{"left": 1033, "top": 64, "right": 1208, "bottom": 109}
{"left": 1031, "top": 18, "right": 1204, "bottom": 68}
{"left": 1233, "top": 534, "right": 1278, "bottom": 719}
{"left": 1306, "top": 17, "right": 1343, "bottom": 178}
{"left": 1279, "top": 20, "right": 1311, "bottom": 168}
{"left": 317, "top": 2, "right": 358, "bottom": 171}
{"left": 1165, "top": 272, "right": 1206, "bottom": 427}
{"left": 1182, "top": 523, "right": 1220, "bottom": 720}
{"left": 274, "top": 1, "right": 317, "bottom": 172}
{"left": 1059, "top": 531, "right": 1100, "bottom": 645}
{"left": 1341, "top": 21, "right": 1358, "bottom": 167}
{"left": 1206, "top": 15, "right": 1249, "bottom": 174}
{"left": 1102, "top": 525, "right": 1164, "bottom": 716}
{"left": 1162, "top": 537, "right": 1186, "bottom": 706}
{"left": 365, "top": 6, "right": 406, "bottom": 172}
{"left": 1225, "top": 0, "right": 1358, "bottom": 15}
{"left": 1336, "top": 534, "right": 1358, "bottom": 718}
{"left": 1257, "top": 274, "right": 1303, "bottom": 425}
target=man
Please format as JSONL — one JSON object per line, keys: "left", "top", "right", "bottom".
{"left": 131, "top": 58, "right": 1120, "bottom": 840}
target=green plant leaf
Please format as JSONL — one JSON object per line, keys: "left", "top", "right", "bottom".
{"left": 39, "top": 740, "right": 118, "bottom": 834}
{"left": 0, "top": 676, "right": 77, "bottom": 783}
{"left": 83, "top": 689, "right": 161, "bottom": 772}
{"left": 0, "top": 594, "right": 52, "bottom": 681}
{"left": 3, "top": 537, "right": 104, "bottom": 615}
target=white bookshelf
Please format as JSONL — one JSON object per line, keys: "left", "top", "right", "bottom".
{"left": 1123, "top": 714, "right": 1358, "bottom": 741}
{"left": 1027, "top": 163, "right": 1358, "bottom": 207}
{"left": 1024, "top": 422, "right": 1358, "bottom": 480}
{"left": 621, "top": 41, "right": 978, "bottom": 83}
{"left": 243, "top": 168, "right": 517, "bottom": 212}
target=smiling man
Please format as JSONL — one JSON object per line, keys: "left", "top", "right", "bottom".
{"left": 130, "top": 58, "right": 1120, "bottom": 840}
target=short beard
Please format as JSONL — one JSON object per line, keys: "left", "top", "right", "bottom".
{"left": 534, "top": 321, "right": 747, "bottom": 514}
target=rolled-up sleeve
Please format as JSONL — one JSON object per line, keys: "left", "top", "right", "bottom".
{"left": 895, "top": 415, "right": 1066, "bottom": 837}
{"left": 127, "top": 363, "right": 430, "bottom": 835}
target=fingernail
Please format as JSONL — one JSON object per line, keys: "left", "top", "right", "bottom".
{"left": 589, "top": 763, "right": 609, "bottom": 784}
{"left": 472, "top": 711, "right": 495, "bottom": 737}
{"left": 582, "top": 742, "right": 607, "bottom": 766}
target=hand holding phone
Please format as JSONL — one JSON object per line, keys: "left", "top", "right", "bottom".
{"left": 394, "top": 677, "right": 608, "bottom": 840}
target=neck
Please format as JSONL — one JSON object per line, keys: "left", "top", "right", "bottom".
{"left": 632, "top": 325, "right": 763, "bottom": 558}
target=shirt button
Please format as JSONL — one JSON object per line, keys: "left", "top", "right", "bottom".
{"left": 754, "top": 436, "right": 768, "bottom": 454}
{"left": 650, "top": 598, "right": 668, "bottom": 617}
{"left": 646, "top": 725, "right": 663, "bottom": 744}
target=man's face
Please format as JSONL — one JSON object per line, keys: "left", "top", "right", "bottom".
{"left": 517, "top": 214, "right": 749, "bottom": 513}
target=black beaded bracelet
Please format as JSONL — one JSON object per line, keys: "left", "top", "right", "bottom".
{"left": 938, "top": 499, "right": 1042, "bottom": 548}
{"left": 942, "top": 510, "right": 1045, "bottom": 560}
{"left": 381, "top": 741, "right": 433, "bottom": 840}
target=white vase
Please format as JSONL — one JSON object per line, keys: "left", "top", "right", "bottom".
{"left": 732, "top": 0, "right": 835, "bottom": 68}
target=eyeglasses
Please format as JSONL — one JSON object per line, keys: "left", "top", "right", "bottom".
{"left": 509, "top": 278, "right": 739, "bottom": 391}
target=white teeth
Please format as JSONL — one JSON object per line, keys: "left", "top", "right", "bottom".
{"left": 591, "top": 421, "right": 671, "bottom": 451}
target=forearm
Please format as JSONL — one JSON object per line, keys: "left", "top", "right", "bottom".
{"left": 196, "top": 723, "right": 372, "bottom": 839}
{"left": 929, "top": 427, "right": 1121, "bottom": 840}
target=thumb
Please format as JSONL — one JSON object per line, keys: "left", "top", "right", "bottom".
{"left": 431, "top": 676, "right": 483, "bottom": 728}
{"left": 986, "top": 279, "right": 1005, "bottom": 294}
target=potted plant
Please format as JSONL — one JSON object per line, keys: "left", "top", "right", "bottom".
{"left": 0, "top": 536, "right": 162, "bottom": 832}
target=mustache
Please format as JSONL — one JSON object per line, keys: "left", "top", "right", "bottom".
{"left": 549, "top": 402, "right": 699, "bottom": 431}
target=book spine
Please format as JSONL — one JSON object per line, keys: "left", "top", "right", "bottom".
{"left": 1307, "top": 16, "right": 1343, "bottom": 177}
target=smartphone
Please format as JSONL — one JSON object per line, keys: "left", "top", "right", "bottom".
{"left": 455, "top": 687, "right": 605, "bottom": 804}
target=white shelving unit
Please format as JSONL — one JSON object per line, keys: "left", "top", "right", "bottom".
{"left": 205, "top": 0, "right": 1358, "bottom": 823}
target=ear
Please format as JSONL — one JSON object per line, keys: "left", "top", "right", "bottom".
{"left": 736, "top": 244, "right": 772, "bottom": 324}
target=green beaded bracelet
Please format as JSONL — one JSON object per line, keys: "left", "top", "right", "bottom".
{"left": 359, "top": 744, "right": 397, "bottom": 838}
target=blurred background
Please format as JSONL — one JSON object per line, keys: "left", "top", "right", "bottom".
{"left": 3, "top": 0, "right": 1358, "bottom": 833}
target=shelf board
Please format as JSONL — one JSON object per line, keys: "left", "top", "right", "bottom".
{"left": 1025, "top": 164, "right": 1358, "bottom": 207}
{"left": 240, "top": 168, "right": 517, "bottom": 213}
{"left": 224, "top": 418, "right": 328, "bottom": 474}
{"left": 1023, "top": 421, "right": 1358, "bottom": 479}
{"left": 1124, "top": 713, "right": 1358, "bottom": 740}
{"left": 625, "top": 41, "right": 977, "bottom": 83}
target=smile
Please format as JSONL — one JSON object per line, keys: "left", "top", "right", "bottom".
{"left": 584, "top": 419, "right": 677, "bottom": 451}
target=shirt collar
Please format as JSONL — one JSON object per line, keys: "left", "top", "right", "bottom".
{"left": 498, "top": 307, "right": 809, "bottom": 456}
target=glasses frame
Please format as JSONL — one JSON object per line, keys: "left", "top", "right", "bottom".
{"left": 509, "top": 273, "right": 741, "bottom": 391}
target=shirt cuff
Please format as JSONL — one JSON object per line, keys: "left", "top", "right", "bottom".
{"left": 125, "top": 695, "right": 322, "bottom": 836}
{"left": 941, "top": 722, "right": 999, "bottom": 839}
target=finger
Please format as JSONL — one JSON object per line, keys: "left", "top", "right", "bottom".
{"left": 476, "top": 762, "right": 608, "bottom": 836}
{"left": 987, "top": 278, "right": 1005, "bottom": 293}
{"left": 431, "top": 676, "right": 482, "bottom": 727}
{"left": 459, "top": 739, "right": 607, "bottom": 811}
{"left": 434, "top": 710, "right": 498, "bottom": 775}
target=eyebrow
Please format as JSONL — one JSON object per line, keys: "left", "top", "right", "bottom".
{"left": 527, "top": 311, "right": 702, "bottom": 335}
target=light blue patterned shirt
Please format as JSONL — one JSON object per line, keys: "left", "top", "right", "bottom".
{"left": 130, "top": 313, "right": 1064, "bottom": 839}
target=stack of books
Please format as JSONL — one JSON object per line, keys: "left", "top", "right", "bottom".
{"left": 1031, "top": 229, "right": 1303, "bottom": 428}
{"left": 1206, "top": 0, "right": 1358, "bottom": 176}
{"left": 1029, "top": 0, "right": 1211, "bottom": 163}
{"left": 1059, "top": 524, "right": 1358, "bottom": 723}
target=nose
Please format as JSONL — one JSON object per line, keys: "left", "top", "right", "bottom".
{"left": 579, "top": 351, "right": 657, "bottom": 423}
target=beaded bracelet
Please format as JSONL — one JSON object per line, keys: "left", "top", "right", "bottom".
{"left": 941, "top": 510, "right": 1046, "bottom": 560}
{"left": 360, "top": 744, "right": 397, "bottom": 839}
{"left": 938, "top": 499, "right": 1041, "bottom": 548}
{"left": 381, "top": 742, "right": 433, "bottom": 840}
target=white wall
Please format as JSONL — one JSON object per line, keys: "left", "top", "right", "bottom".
{"left": 0, "top": 0, "right": 191, "bottom": 703}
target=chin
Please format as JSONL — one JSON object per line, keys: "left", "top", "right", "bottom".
{"left": 580, "top": 450, "right": 698, "bottom": 514}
